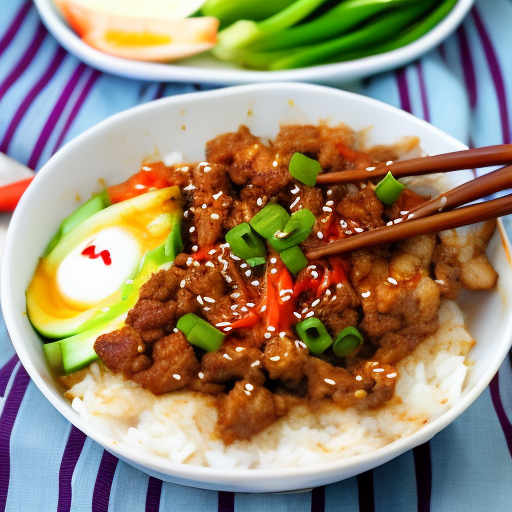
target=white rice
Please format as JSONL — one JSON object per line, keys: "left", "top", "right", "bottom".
{"left": 67, "top": 300, "right": 474, "bottom": 469}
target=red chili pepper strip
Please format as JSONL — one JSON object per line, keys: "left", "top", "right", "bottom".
{"left": 229, "top": 311, "right": 260, "bottom": 330}
{"left": 107, "top": 168, "right": 171, "bottom": 204}
{"left": 266, "top": 263, "right": 295, "bottom": 331}
{"left": 0, "top": 177, "right": 34, "bottom": 212}
{"left": 335, "top": 142, "right": 361, "bottom": 162}
{"left": 329, "top": 257, "right": 347, "bottom": 284}
{"left": 191, "top": 246, "right": 216, "bottom": 261}
{"left": 316, "top": 267, "right": 332, "bottom": 298}
{"left": 292, "top": 276, "right": 321, "bottom": 298}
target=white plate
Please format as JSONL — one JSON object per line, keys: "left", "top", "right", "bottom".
{"left": 3, "top": 83, "right": 512, "bottom": 492}
{"left": 34, "top": 0, "right": 474, "bottom": 85}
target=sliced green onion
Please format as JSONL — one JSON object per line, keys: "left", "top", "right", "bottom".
{"left": 375, "top": 171, "right": 405, "bottom": 205}
{"left": 250, "top": 203, "right": 290, "bottom": 239}
{"left": 295, "top": 317, "right": 333, "bottom": 355}
{"left": 45, "top": 190, "right": 111, "bottom": 255}
{"left": 247, "top": 256, "right": 266, "bottom": 267}
{"left": 269, "top": 208, "right": 315, "bottom": 251}
{"left": 176, "top": 313, "right": 225, "bottom": 352}
{"left": 288, "top": 152, "right": 322, "bottom": 186}
{"left": 279, "top": 245, "right": 308, "bottom": 275}
{"left": 333, "top": 327, "right": 363, "bottom": 357}
{"left": 225, "top": 222, "right": 266, "bottom": 261}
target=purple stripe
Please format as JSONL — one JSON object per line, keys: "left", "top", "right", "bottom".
{"left": 416, "top": 61, "right": 431, "bottom": 123}
{"left": 57, "top": 426, "right": 87, "bottom": 512}
{"left": 51, "top": 68, "right": 101, "bottom": 155}
{"left": 0, "top": 366, "right": 31, "bottom": 511}
{"left": 153, "top": 83, "right": 167, "bottom": 100}
{"left": 311, "top": 486, "right": 325, "bottom": 512}
{"left": 92, "top": 450, "right": 119, "bottom": 512}
{"left": 489, "top": 373, "right": 512, "bottom": 457}
{"left": 0, "top": 22, "right": 47, "bottom": 101}
{"left": 0, "top": 355, "right": 19, "bottom": 397}
{"left": 0, "top": 1, "right": 32, "bottom": 55}
{"left": 217, "top": 491, "right": 235, "bottom": 512}
{"left": 27, "top": 63, "right": 88, "bottom": 170}
{"left": 413, "top": 442, "right": 432, "bottom": 512}
{"left": 145, "top": 477, "right": 162, "bottom": 512}
{"left": 0, "top": 46, "right": 67, "bottom": 156}
{"left": 457, "top": 25, "right": 477, "bottom": 109}
{"left": 396, "top": 67, "right": 412, "bottom": 114}
{"left": 357, "top": 471, "right": 374, "bottom": 512}
{"left": 472, "top": 8, "right": 510, "bottom": 144}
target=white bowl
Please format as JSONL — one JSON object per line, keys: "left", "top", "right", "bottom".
{"left": 34, "top": 0, "right": 474, "bottom": 85}
{"left": 2, "top": 83, "right": 512, "bottom": 493}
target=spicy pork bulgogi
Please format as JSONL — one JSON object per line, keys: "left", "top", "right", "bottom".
{"left": 92, "top": 124, "right": 498, "bottom": 444}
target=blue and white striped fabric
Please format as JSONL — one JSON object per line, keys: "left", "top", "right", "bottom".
{"left": 1, "top": 0, "right": 512, "bottom": 510}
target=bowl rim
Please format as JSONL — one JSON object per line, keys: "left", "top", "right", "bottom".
{"left": 33, "top": 0, "right": 475, "bottom": 85}
{"left": 2, "top": 82, "right": 511, "bottom": 490}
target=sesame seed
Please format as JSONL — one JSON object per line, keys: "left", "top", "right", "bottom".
{"left": 311, "top": 271, "right": 319, "bottom": 279}
{"left": 235, "top": 347, "right": 245, "bottom": 352}
{"left": 264, "top": 332, "right": 272, "bottom": 339}
{"left": 211, "top": 213, "right": 220, "bottom": 220}
{"left": 340, "top": 220, "right": 348, "bottom": 228}
{"left": 393, "top": 218, "right": 403, "bottom": 224}
{"left": 223, "top": 354, "right": 232, "bottom": 360}
{"left": 373, "top": 368, "right": 385, "bottom": 373}
{"left": 135, "top": 184, "right": 146, "bottom": 189}
{"left": 208, "top": 249, "right": 217, "bottom": 255}
{"left": 259, "top": 305, "right": 267, "bottom": 312}
{"left": 213, "top": 191, "right": 223, "bottom": 200}
{"left": 272, "top": 161, "right": 278, "bottom": 167}
{"left": 290, "top": 197, "right": 300, "bottom": 209}
{"left": 325, "top": 289, "right": 332, "bottom": 296}
{"left": 244, "top": 390, "right": 251, "bottom": 396}
{"left": 345, "top": 230, "right": 352, "bottom": 235}
{"left": 180, "top": 279, "right": 186, "bottom": 288}
{"left": 245, "top": 383, "right": 254, "bottom": 391}
{"left": 251, "top": 360, "right": 261, "bottom": 367}
{"left": 325, "top": 200, "right": 334, "bottom": 206}
{"left": 271, "top": 268, "right": 278, "bottom": 274}
{"left": 267, "top": 326, "right": 276, "bottom": 332}
{"left": 331, "top": 295, "right": 337, "bottom": 301}
{"left": 183, "top": 210, "right": 189, "bottom": 218}
{"left": 282, "top": 295, "right": 291, "bottom": 302}
{"left": 354, "top": 227, "right": 364, "bottom": 233}
{"left": 230, "top": 305, "right": 238, "bottom": 310}
{"left": 203, "top": 307, "right": 211, "bottom": 311}
{"left": 355, "top": 375, "right": 363, "bottom": 381}
{"left": 279, "top": 331, "right": 286, "bottom": 338}
{"left": 198, "top": 372, "right": 204, "bottom": 379}
{"left": 196, "top": 296, "right": 204, "bottom": 305}
{"left": 240, "top": 306, "right": 248, "bottom": 312}
{"left": 400, "top": 211, "right": 409, "bottom": 215}
{"left": 257, "top": 198, "right": 263, "bottom": 206}
{"left": 386, "top": 372, "right": 397, "bottom": 378}
{"left": 270, "top": 257, "right": 277, "bottom": 264}
{"left": 317, "top": 232, "right": 324, "bottom": 239}
{"left": 251, "top": 280, "right": 260, "bottom": 286}
{"left": 201, "top": 203, "right": 207, "bottom": 209}
{"left": 192, "top": 245, "right": 198, "bottom": 251}
{"left": 322, "top": 206, "right": 333, "bottom": 213}
{"left": 230, "top": 253, "right": 241, "bottom": 261}
{"left": 293, "top": 312, "right": 302, "bottom": 319}
{"left": 224, "top": 326, "right": 232, "bottom": 331}
{"left": 305, "top": 311, "right": 315, "bottom": 318}
{"left": 435, "top": 279, "right": 445, "bottom": 285}
{"left": 203, "top": 166, "right": 211, "bottom": 173}
{"left": 386, "top": 221, "right": 393, "bottom": 227}
{"left": 173, "top": 374, "right": 181, "bottom": 380}
{"left": 173, "top": 328, "right": 178, "bottom": 333}
{"left": 386, "top": 160, "right": 393, "bottom": 166}
{"left": 387, "top": 277, "right": 398, "bottom": 285}
{"left": 203, "top": 296, "right": 215, "bottom": 303}
{"left": 231, "top": 292, "right": 241, "bottom": 299}
{"left": 311, "top": 299, "right": 320, "bottom": 307}
{"left": 326, "top": 189, "right": 333, "bottom": 195}
{"left": 324, "top": 378, "right": 336, "bottom": 385}
{"left": 362, "top": 291, "right": 371, "bottom": 298}
{"left": 189, "top": 226, "right": 196, "bottom": 233}
{"left": 407, "top": 213, "right": 415, "bottom": 220}
{"left": 183, "top": 184, "right": 196, "bottom": 191}
{"left": 240, "top": 263, "right": 248, "bottom": 269}
{"left": 205, "top": 261, "right": 215, "bottom": 267}
{"left": 269, "top": 356, "right": 280, "bottom": 361}
{"left": 291, "top": 186, "right": 300, "bottom": 194}
{"left": 296, "top": 340, "right": 307, "bottom": 349}
{"left": 245, "top": 269, "right": 252, "bottom": 277}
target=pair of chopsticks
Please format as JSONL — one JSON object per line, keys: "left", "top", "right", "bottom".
{"left": 306, "top": 144, "right": 512, "bottom": 259}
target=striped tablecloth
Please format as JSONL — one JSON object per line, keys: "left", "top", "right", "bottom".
{"left": 1, "top": 0, "right": 512, "bottom": 510}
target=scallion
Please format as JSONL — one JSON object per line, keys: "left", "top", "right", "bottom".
{"left": 280, "top": 245, "right": 308, "bottom": 275}
{"left": 250, "top": 203, "right": 290, "bottom": 239}
{"left": 295, "top": 317, "right": 333, "bottom": 354}
{"left": 269, "top": 208, "right": 315, "bottom": 251}
{"left": 225, "top": 222, "right": 266, "bottom": 261}
{"left": 288, "top": 152, "right": 322, "bottom": 186}
{"left": 375, "top": 171, "right": 405, "bottom": 205}
{"left": 176, "top": 313, "right": 225, "bottom": 352}
{"left": 332, "top": 327, "right": 363, "bottom": 357}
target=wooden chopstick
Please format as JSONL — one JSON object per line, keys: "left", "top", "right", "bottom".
{"left": 316, "top": 144, "right": 512, "bottom": 185}
{"left": 403, "top": 164, "right": 512, "bottom": 221}
{"left": 305, "top": 193, "right": 512, "bottom": 259}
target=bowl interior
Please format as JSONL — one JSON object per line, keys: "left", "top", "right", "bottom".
{"left": 2, "top": 83, "right": 512, "bottom": 492}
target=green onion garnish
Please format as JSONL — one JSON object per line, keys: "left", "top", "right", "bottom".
{"left": 288, "top": 152, "right": 322, "bottom": 186}
{"left": 165, "top": 220, "right": 184, "bottom": 259}
{"left": 269, "top": 208, "right": 315, "bottom": 251}
{"left": 225, "top": 222, "right": 266, "bottom": 261}
{"left": 295, "top": 317, "right": 333, "bottom": 354}
{"left": 250, "top": 203, "right": 290, "bottom": 239}
{"left": 375, "top": 171, "right": 405, "bottom": 205}
{"left": 279, "top": 245, "right": 308, "bottom": 275}
{"left": 332, "top": 326, "right": 363, "bottom": 357}
{"left": 176, "top": 313, "right": 225, "bottom": 352}
{"left": 247, "top": 256, "right": 266, "bottom": 267}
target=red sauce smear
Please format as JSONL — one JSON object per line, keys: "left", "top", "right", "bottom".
{"left": 81, "top": 245, "right": 112, "bottom": 265}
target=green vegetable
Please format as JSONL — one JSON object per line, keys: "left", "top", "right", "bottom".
{"left": 269, "top": 208, "right": 315, "bottom": 251}
{"left": 253, "top": 0, "right": 414, "bottom": 52}
{"left": 165, "top": 218, "right": 184, "bottom": 260}
{"left": 45, "top": 190, "right": 111, "bottom": 256}
{"left": 280, "top": 245, "right": 308, "bottom": 275}
{"left": 247, "top": 256, "right": 267, "bottom": 267}
{"left": 225, "top": 222, "right": 266, "bottom": 261}
{"left": 201, "top": 0, "right": 296, "bottom": 27}
{"left": 295, "top": 317, "right": 333, "bottom": 354}
{"left": 177, "top": 313, "right": 225, "bottom": 352}
{"left": 250, "top": 203, "right": 290, "bottom": 239}
{"left": 375, "top": 171, "right": 405, "bottom": 205}
{"left": 333, "top": 326, "right": 363, "bottom": 357}
{"left": 288, "top": 153, "right": 322, "bottom": 186}
{"left": 43, "top": 341, "right": 64, "bottom": 375}
{"left": 212, "top": 0, "right": 329, "bottom": 60}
